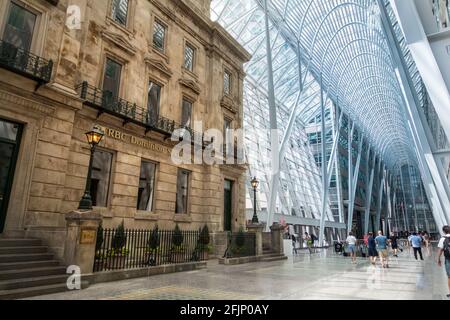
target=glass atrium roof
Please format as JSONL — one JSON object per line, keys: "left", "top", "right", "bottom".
{"left": 212, "top": 0, "right": 423, "bottom": 170}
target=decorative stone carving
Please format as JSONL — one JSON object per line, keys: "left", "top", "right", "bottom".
{"left": 144, "top": 56, "right": 173, "bottom": 78}
{"left": 0, "top": 90, "right": 55, "bottom": 115}
{"left": 101, "top": 30, "right": 137, "bottom": 56}
{"left": 179, "top": 78, "right": 201, "bottom": 96}
{"left": 220, "top": 95, "right": 237, "bottom": 114}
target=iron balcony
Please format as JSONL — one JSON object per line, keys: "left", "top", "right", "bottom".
{"left": 0, "top": 39, "right": 53, "bottom": 85}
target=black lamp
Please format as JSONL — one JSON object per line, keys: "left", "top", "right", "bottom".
{"left": 251, "top": 177, "right": 259, "bottom": 223}
{"left": 78, "top": 125, "right": 105, "bottom": 210}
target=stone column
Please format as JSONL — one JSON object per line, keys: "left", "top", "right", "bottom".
{"left": 247, "top": 223, "right": 264, "bottom": 256}
{"left": 270, "top": 222, "right": 285, "bottom": 255}
{"left": 64, "top": 211, "right": 102, "bottom": 275}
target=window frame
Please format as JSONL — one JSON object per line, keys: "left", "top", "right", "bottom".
{"left": 152, "top": 18, "right": 167, "bottom": 53}
{"left": 0, "top": 0, "right": 46, "bottom": 55}
{"left": 183, "top": 42, "right": 196, "bottom": 72}
{"left": 223, "top": 70, "right": 232, "bottom": 96}
{"left": 110, "top": 0, "right": 130, "bottom": 27}
{"left": 136, "top": 159, "right": 158, "bottom": 213}
{"left": 180, "top": 97, "right": 194, "bottom": 128}
{"left": 101, "top": 56, "right": 123, "bottom": 100}
{"left": 90, "top": 148, "right": 114, "bottom": 209}
{"left": 175, "top": 168, "right": 191, "bottom": 215}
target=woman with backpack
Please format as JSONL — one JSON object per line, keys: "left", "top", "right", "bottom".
{"left": 437, "top": 225, "right": 450, "bottom": 299}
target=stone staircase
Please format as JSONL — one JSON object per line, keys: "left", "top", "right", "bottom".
{"left": 0, "top": 238, "right": 88, "bottom": 299}
{"left": 261, "top": 249, "right": 288, "bottom": 262}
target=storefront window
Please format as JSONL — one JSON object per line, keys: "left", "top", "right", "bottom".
{"left": 91, "top": 150, "right": 113, "bottom": 207}
{"left": 137, "top": 161, "right": 156, "bottom": 211}
{"left": 175, "top": 169, "right": 189, "bottom": 214}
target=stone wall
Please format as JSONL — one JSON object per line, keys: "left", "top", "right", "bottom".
{"left": 0, "top": 0, "right": 251, "bottom": 259}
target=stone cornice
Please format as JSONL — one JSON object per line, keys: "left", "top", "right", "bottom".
{"left": 101, "top": 29, "right": 137, "bottom": 56}
{"left": 144, "top": 56, "right": 173, "bottom": 78}
{"left": 179, "top": 78, "right": 201, "bottom": 96}
{"left": 0, "top": 89, "right": 55, "bottom": 115}
{"left": 220, "top": 95, "right": 238, "bottom": 114}
{"left": 211, "top": 23, "right": 252, "bottom": 64}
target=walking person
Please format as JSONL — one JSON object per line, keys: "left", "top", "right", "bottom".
{"left": 367, "top": 232, "right": 378, "bottom": 265}
{"left": 375, "top": 230, "right": 389, "bottom": 268}
{"left": 389, "top": 232, "right": 400, "bottom": 257}
{"left": 437, "top": 225, "right": 450, "bottom": 299}
{"left": 409, "top": 232, "right": 424, "bottom": 261}
{"left": 346, "top": 232, "right": 357, "bottom": 264}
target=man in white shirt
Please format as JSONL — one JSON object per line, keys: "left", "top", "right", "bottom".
{"left": 437, "top": 225, "right": 450, "bottom": 299}
{"left": 346, "top": 232, "right": 357, "bottom": 264}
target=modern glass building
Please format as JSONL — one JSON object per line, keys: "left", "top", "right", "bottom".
{"left": 212, "top": 0, "right": 450, "bottom": 243}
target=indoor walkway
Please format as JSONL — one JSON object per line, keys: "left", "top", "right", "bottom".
{"left": 27, "top": 249, "right": 449, "bottom": 300}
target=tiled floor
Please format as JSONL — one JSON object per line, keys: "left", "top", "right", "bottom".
{"left": 28, "top": 247, "right": 450, "bottom": 300}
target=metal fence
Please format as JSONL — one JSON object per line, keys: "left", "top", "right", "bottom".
{"left": 93, "top": 228, "right": 207, "bottom": 272}
{"left": 223, "top": 232, "right": 256, "bottom": 258}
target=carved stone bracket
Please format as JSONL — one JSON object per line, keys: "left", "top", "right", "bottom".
{"left": 144, "top": 56, "right": 173, "bottom": 78}
{"left": 101, "top": 30, "right": 137, "bottom": 56}
{"left": 220, "top": 95, "right": 237, "bottom": 114}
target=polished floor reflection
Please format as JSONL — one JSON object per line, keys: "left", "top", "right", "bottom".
{"left": 28, "top": 247, "right": 449, "bottom": 300}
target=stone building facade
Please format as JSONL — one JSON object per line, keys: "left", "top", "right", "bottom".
{"left": 0, "top": 0, "right": 250, "bottom": 259}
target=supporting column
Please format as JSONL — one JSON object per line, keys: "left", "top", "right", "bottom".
{"left": 364, "top": 154, "right": 375, "bottom": 235}
{"left": 64, "top": 211, "right": 102, "bottom": 275}
{"left": 247, "top": 223, "right": 264, "bottom": 256}
{"left": 319, "top": 77, "right": 328, "bottom": 247}
{"left": 347, "top": 122, "right": 355, "bottom": 232}
{"left": 375, "top": 163, "right": 385, "bottom": 232}
{"left": 270, "top": 223, "right": 285, "bottom": 255}
{"left": 264, "top": 0, "right": 280, "bottom": 231}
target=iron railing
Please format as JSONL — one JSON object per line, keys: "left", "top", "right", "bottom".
{"left": 0, "top": 39, "right": 53, "bottom": 84}
{"left": 93, "top": 228, "right": 208, "bottom": 272}
{"left": 76, "top": 81, "right": 209, "bottom": 141}
{"left": 223, "top": 232, "right": 256, "bottom": 258}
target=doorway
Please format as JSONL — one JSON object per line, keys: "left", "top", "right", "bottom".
{"left": 224, "top": 179, "right": 233, "bottom": 232}
{"left": 0, "top": 119, "right": 22, "bottom": 233}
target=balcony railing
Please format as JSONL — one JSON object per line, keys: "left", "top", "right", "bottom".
{"left": 76, "top": 81, "right": 184, "bottom": 136}
{"left": 0, "top": 39, "right": 53, "bottom": 84}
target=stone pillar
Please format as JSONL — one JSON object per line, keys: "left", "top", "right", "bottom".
{"left": 270, "top": 222, "right": 285, "bottom": 255}
{"left": 247, "top": 223, "right": 264, "bottom": 256}
{"left": 64, "top": 211, "right": 101, "bottom": 275}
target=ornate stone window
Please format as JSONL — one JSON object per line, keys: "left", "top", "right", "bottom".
{"left": 111, "top": 0, "right": 129, "bottom": 26}
{"left": 152, "top": 20, "right": 166, "bottom": 52}
{"left": 102, "top": 57, "right": 122, "bottom": 102}
{"left": 183, "top": 43, "right": 195, "bottom": 72}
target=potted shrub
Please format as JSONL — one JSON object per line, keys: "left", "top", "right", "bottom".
{"left": 198, "top": 224, "right": 212, "bottom": 260}
{"left": 107, "top": 221, "right": 128, "bottom": 269}
{"left": 170, "top": 224, "right": 185, "bottom": 263}
{"left": 93, "top": 222, "right": 105, "bottom": 271}
{"left": 145, "top": 225, "right": 160, "bottom": 266}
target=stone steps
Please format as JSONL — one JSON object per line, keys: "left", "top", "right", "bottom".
{"left": 0, "top": 266, "right": 67, "bottom": 281}
{"left": 0, "top": 260, "right": 61, "bottom": 271}
{"left": 0, "top": 253, "right": 54, "bottom": 263}
{"left": 0, "top": 237, "right": 88, "bottom": 300}
{"left": 0, "top": 239, "right": 42, "bottom": 247}
{"left": 0, "top": 281, "right": 90, "bottom": 300}
{"left": 0, "top": 246, "right": 49, "bottom": 255}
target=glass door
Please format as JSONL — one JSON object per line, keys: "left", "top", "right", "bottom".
{"left": 0, "top": 119, "right": 22, "bottom": 233}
